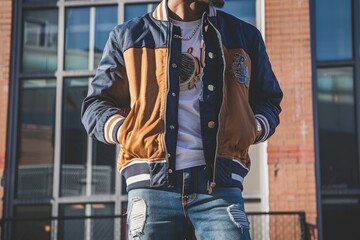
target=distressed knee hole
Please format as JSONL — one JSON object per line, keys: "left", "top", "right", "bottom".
{"left": 128, "top": 198, "right": 147, "bottom": 238}
{"left": 227, "top": 204, "right": 249, "bottom": 229}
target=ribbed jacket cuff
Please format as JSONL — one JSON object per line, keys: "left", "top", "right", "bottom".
{"left": 254, "top": 114, "right": 270, "bottom": 143}
{"left": 104, "top": 114, "right": 125, "bottom": 144}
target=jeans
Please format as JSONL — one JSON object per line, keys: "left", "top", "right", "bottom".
{"left": 126, "top": 165, "right": 251, "bottom": 240}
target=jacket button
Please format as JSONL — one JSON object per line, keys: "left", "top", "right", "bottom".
{"left": 169, "top": 124, "right": 175, "bottom": 130}
{"left": 208, "top": 52, "right": 216, "bottom": 59}
{"left": 208, "top": 84, "right": 215, "bottom": 91}
{"left": 171, "top": 63, "right": 177, "bottom": 68}
{"left": 168, "top": 169, "right": 173, "bottom": 173}
{"left": 172, "top": 92, "right": 176, "bottom": 96}
{"left": 208, "top": 121, "right": 216, "bottom": 128}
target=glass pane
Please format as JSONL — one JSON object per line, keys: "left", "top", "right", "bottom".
{"left": 316, "top": 0, "right": 352, "bottom": 60}
{"left": 92, "top": 140, "right": 116, "bottom": 195}
{"left": 61, "top": 78, "right": 89, "bottom": 196}
{"left": 94, "top": 6, "right": 118, "bottom": 69}
{"left": 91, "top": 203, "right": 115, "bottom": 240}
{"left": 323, "top": 200, "right": 360, "bottom": 240}
{"left": 58, "top": 203, "right": 115, "bottom": 240}
{"left": 222, "top": 0, "right": 255, "bottom": 26}
{"left": 22, "top": 10, "right": 58, "bottom": 72}
{"left": 317, "top": 68, "right": 358, "bottom": 188}
{"left": 17, "top": 79, "right": 56, "bottom": 198}
{"left": 13, "top": 205, "right": 51, "bottom": 240}
{"left": 65, "top": 8, "right": 90, "bottom": 70}
{"left": 125, "top": 3, "right": 157, "bottom": 21}
{"left": 58, "top": 204, "right": 85, "bottom": 240}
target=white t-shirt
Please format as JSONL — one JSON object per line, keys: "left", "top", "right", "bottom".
{"left": 170, "top": 18, "right": 206, "bottom": 170}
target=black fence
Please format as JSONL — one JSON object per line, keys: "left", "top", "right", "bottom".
{"left": 247, "top": 212, "right": 315, "bottom": 240}
{"left": 0, "top": 211, "right": 316, "bottom": 240}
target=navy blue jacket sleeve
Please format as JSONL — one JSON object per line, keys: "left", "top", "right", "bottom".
{"left": 249, "top": 30, "right": 283, "bottom": 142}
{"left": 81, "top": 28, "right": 130, "bottom": 144}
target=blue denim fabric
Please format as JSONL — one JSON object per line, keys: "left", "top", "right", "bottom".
{"left": 127, "top": 166, "right": 251, "bottom": 240}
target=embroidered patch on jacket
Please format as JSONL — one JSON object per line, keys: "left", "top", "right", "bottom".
{"left": 232, "top": 53, "right": 249, "bottom": 87}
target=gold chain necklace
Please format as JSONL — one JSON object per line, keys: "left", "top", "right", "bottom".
{"left": 173, "top": 22, "right": 201, "bottom": 41}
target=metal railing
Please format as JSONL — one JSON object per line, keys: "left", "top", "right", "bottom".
{"left": 247, "top": 211, "right": 311, "bottom": 240}
{"left": 0, "top": 211, "right": 315, "bottom": 240}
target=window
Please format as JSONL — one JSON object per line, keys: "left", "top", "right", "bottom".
{"left": 58, "top": 203, "right": 115, "bottom": 240}
{"left": 9, "top": 1, "right": 122, "bottom": 240}
{"left": 322, "top": 200, "right": 360, "bottom": 240}
{"left": 95, "top": 6, "right": 118, "bottom": 66}
{"left": 124, "top": 3, "right": 157, "bottom": 21}
{"left": 315, "top": 0, "right": 359, "bottom": 190}
{"left": 13, "top": 205, "right": 52, "bottom": 240}
{"left": 313, "top": 0, "right": 360, "bottom": 239}
{"left": 22, "top": 10, "right": 58, "bottom": 72}
{"left": 60, "top": 78, "right": 116, "bottom": 197}
{"left": 17, "top": 79, "right": 56, "bottom": 199}
{"left": 65, "top": 8, "right": 90, "bottom": 70}
{"left": 61, "top": 78, "right": 90, "bottom": 196}
{"left": 65, "top": 6, "right": 117, "bottom": 70}
{"left": 317, "top": 67, "right": 358, "bottom": 188}
{"left": 315, "top": 0, "right": 352, "bottom": 60}
{"left": 221, "top": 0, "right": 256, "bottom": 25}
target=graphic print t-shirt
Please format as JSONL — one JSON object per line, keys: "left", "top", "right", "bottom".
{"left": 170, "top": 18, "right": 206, "bottom": 170}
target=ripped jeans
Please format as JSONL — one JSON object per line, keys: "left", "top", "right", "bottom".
{"left": 126, "top": 165, "right": 251, "bottom": 240}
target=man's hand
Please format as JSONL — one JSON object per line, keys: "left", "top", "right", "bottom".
{"left": 196, "top": 0, "right": 224, "bottom": 8}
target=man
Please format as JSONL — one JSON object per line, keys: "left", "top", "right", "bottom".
{"left": 82, "top": 0, "right": 283, "bottom": 239}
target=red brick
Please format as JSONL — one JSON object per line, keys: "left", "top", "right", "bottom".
{"left": 266, "top": 0, "right": 317, "bottom": 227}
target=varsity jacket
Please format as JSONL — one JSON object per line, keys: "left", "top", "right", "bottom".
{"left": 81, "top": 0, "right": 283, "bottom": 192}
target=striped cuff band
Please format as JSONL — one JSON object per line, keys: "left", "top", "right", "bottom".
{"left": 255, "top": 114, "right": 270, "bottom": 143}
{"left": 104, "top": 114, "right": 125, "bottom": 144}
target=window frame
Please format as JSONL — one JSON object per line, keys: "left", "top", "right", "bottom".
{"left": 310, "top": 0, "right": 360, "bottom": 239}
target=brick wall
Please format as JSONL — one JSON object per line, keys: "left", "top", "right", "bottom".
{"left": 0, "top": 0, "right": 12, "bottom": 217}
{"left": 265, "top": 0, "right": 317, "bottom": 226}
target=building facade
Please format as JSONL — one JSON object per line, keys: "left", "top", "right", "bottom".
{"left": 1, "top": 0, "right": 360, "bottom": 239}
